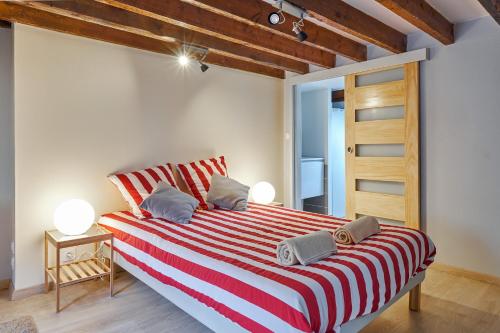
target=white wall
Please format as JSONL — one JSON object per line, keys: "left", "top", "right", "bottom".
{"left": 301, "top": 89, "right": 329, "bottom": 158}
{"left": 13, "top": 25, "right": 283, "bottom": 289}
{"left": 0, "top": 27, "right": 14, "bottom": 281}
{"left": 409, "top": 17, "right": 500, "bottom": 277}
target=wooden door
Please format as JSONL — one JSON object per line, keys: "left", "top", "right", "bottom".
{"left": 345, "top": 63, "right": 420, "bottom": 229}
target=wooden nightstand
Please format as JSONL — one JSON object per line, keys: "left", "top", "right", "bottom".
{"left": 269, "top": 202, "right": 284, "bottom": 207}
{"left": 44, "top": 225, "right": 114, "bottom": 312}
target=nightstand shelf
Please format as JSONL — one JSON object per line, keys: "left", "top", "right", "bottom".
{"left": 46, "top": 258, "right": 111, "bottom": 288}
{"left": 44, "top": 225, "right": 114, "bottom": 312}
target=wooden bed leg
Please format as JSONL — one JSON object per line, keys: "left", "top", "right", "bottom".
{"left": 409, "top": 284, "right": 421, "bottom": 312}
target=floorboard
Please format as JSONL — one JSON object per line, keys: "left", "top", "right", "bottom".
{"left": 1, "top": 268, "right": 498, "bottom": 332}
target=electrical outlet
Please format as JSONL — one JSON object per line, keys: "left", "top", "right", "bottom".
{"left": 61, "top": 247, "right": 77, "bottom": 263}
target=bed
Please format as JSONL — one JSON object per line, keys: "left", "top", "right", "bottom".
{"left": 98, "top": 202, "right": 435, "bottom": 333}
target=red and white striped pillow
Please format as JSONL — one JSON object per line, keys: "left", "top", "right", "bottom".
{"left": 177, "top": 156, "right": 228, "bottom": 210}
{"left": 108, "top": 163, "right": 178, "bottom": 218}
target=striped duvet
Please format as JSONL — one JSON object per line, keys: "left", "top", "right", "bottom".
{"left": 98, "top": 203, "right": 435, "bottom": 333}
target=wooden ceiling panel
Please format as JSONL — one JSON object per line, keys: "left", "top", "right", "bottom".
{"left": 1, "top": 0, "right": 462, "bottom": 79}
{"left": 0, "top": 2, "right": 285, "bottom": 78}
{"left": 288, "top": 0, "right": 407, "bottom": 53}
{"left": 25, "top": 0, "right": 308, "bottom": 74}
{"left": 478, "top": 0, "right": 500, "bottom": 25}
{"left": 99, "top": 0, "right": 336, "bottom": 68}
{"left": 185, "top": 0, "right": 367, "bottom": 62}
{"left": 377, "top": 0, "right": 454, "bottom": 45}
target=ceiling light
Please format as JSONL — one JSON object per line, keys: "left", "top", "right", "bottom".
{"left": 178, "top": 54, "right": 190, "bottom": 67}
{"left": 178, "top": 44, "right": 209, "bottom": 72}
{"left": 292, "top": 17, "right": 308, "bottom": 42}
{"left": 197, "top": 47, "right": 209, "bottom": 73}
{"left": 268, "top": 1, "right": 285, "bottom": 25}
{"left": 296, "top": 30, "right": 308, "bottom": 42}
{"left": 199, "top": 61, "right": 209, "bottom": 73}
{"left": 268, "top": 12, "right": 281, "bottom": 25}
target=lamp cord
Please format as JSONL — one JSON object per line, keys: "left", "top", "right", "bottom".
{"left": 73, "top": 223, "right": 108, "bottom": 280}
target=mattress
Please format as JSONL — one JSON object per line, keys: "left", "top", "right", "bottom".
{"left": 98, "top": 203, "right": 435, "bottom": 333}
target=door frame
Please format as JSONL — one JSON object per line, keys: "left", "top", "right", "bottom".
{"left": 283, "top": 48, "right": 428, "bottom": 208}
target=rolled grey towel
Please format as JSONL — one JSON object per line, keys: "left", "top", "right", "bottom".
{"left": 276, "top": 230, "right": 337, "bottom": 266}
{"left": 334, "top": 216, "right": 380, "bottom": 244}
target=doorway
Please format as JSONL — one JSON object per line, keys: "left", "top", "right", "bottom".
{"left": 296, "top": 77, "right": 346, "bottom": 218}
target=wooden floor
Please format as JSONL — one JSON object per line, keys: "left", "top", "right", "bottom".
{"left": 1, "top": 268, "right": 499, "bottom": 333}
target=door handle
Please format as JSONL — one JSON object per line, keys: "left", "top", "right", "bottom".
{"left": 347, "top": 146, "right": 354, "bottom": 154}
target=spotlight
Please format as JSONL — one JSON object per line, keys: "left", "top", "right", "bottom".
{"left": 199, "top": 61, "right": 209, "bottom": 73}
{"left": 268, "top": 1, "right": 285, "bottom": 25}
{"left": 178, "top": 54, "right": 190, "bottom": 67}
{"left": 268, "top": 12, "right": 281, "bottom": 25}
{"left": 296, "top": 30, "right": 308, "bottom": 42}
{"left": 292, "top": 18, "right": 308, "bottom": 42}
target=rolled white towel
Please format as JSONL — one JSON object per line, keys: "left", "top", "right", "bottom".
{"left": 276, "top": 230, "right": 337, "bottom": 266}
{"left": 334, "top": 216, "right": 380, "bottom": 244}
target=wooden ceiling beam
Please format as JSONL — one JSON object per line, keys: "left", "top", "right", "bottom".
{"left": 0, "top": 2, "right": 284, "bottom": 78}
{"left": 99, "top": 0, "right": 336, "bottom": 68}
{"left": 478, "top": 0, "right": 500, "bottom": 25}
{"left": 24, "top": 0, "right": 307, "bottom": 74}
{"left": 0, "top": 20, "right": 11, "bottom": 28}
{"left": 185, "top": 0, "right": 367, "bottom": 62}
{"left": 332, "top": 90, "right": 344, "bottom": 102}
{"left": 288, "top": 0, "right": 407, "bottom": 53}
{"left": 377, "top": 0, "right": 454, "bottom": 45}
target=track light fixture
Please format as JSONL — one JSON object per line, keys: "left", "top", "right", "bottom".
{"left": 199, "top": 62, "right": 209, "bottom": 72}
{"left": 198, "top": 47, "right": 209, "bottom": 73}
{"left": 177, "top": 44, "right": 210, "bottom": 73}
{"left": 268, "top": 1, "right": 308, "bottom": 42}
{"left": 178, "top": 54, "right": 190, "bottom": 67}
{"left": 268, "top": 1, "right": 285, "bottom": 25}
{"left": 292, "top": 15, "right": 308, "bottom": 42}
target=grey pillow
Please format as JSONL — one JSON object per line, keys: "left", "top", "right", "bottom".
{"left": 140, "top": 182, "right": 199, "bottom": 224}
{"left": 207, "top": 174, "right": 250, "bottom": 211}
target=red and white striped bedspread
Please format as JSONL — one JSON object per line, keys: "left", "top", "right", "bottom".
{"left": 98, "top": 203, "right": 435, "bottom": 333}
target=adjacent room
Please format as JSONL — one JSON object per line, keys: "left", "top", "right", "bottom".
{"left": 0, "top": 1, "right": 499, "bottom": 333}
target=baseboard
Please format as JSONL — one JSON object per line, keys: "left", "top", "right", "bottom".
{"left": 0, "top": 279, "right": 10, "bottom": 290}
{"left": 430, "top": 263, "right": 500, "bottom": 287}
{"left": 9, "top": 282, "right": 54, "bottom": 301}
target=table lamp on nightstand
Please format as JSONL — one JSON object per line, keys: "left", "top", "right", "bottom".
{"left": 251, "top": 181, "right": 276, "bottom": 205}
{"left": 53, "top": 199, "right": 95, "bottom": 236}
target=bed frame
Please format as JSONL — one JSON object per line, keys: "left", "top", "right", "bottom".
{"left": 112, "top": 250, "right": 425, "bottom": 333}
{"left": 341, "top": 272, "right": 424, "bottom": 332}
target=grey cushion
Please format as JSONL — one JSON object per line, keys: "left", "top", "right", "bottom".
{"left": 206, "top": 174, "right": 249, "bottom": 211}
{"left": 140, "top": 182, "right": 199, "bottom": 224}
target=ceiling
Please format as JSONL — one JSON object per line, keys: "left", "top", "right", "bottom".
{"left": 0, "top": 0, "right": 495, "bottom": 79}
{"left": 344, "top": 0, "right": 488, "bottom": 34}
{"left": 266, "top": 0, "right": 490, "bottom": 46}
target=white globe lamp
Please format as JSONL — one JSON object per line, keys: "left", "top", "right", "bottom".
{"left": 251, "top": 181, "right": 276, "bottom": 205}
{"left": 54, "top": 199, "right": 95, "bottom": 236}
